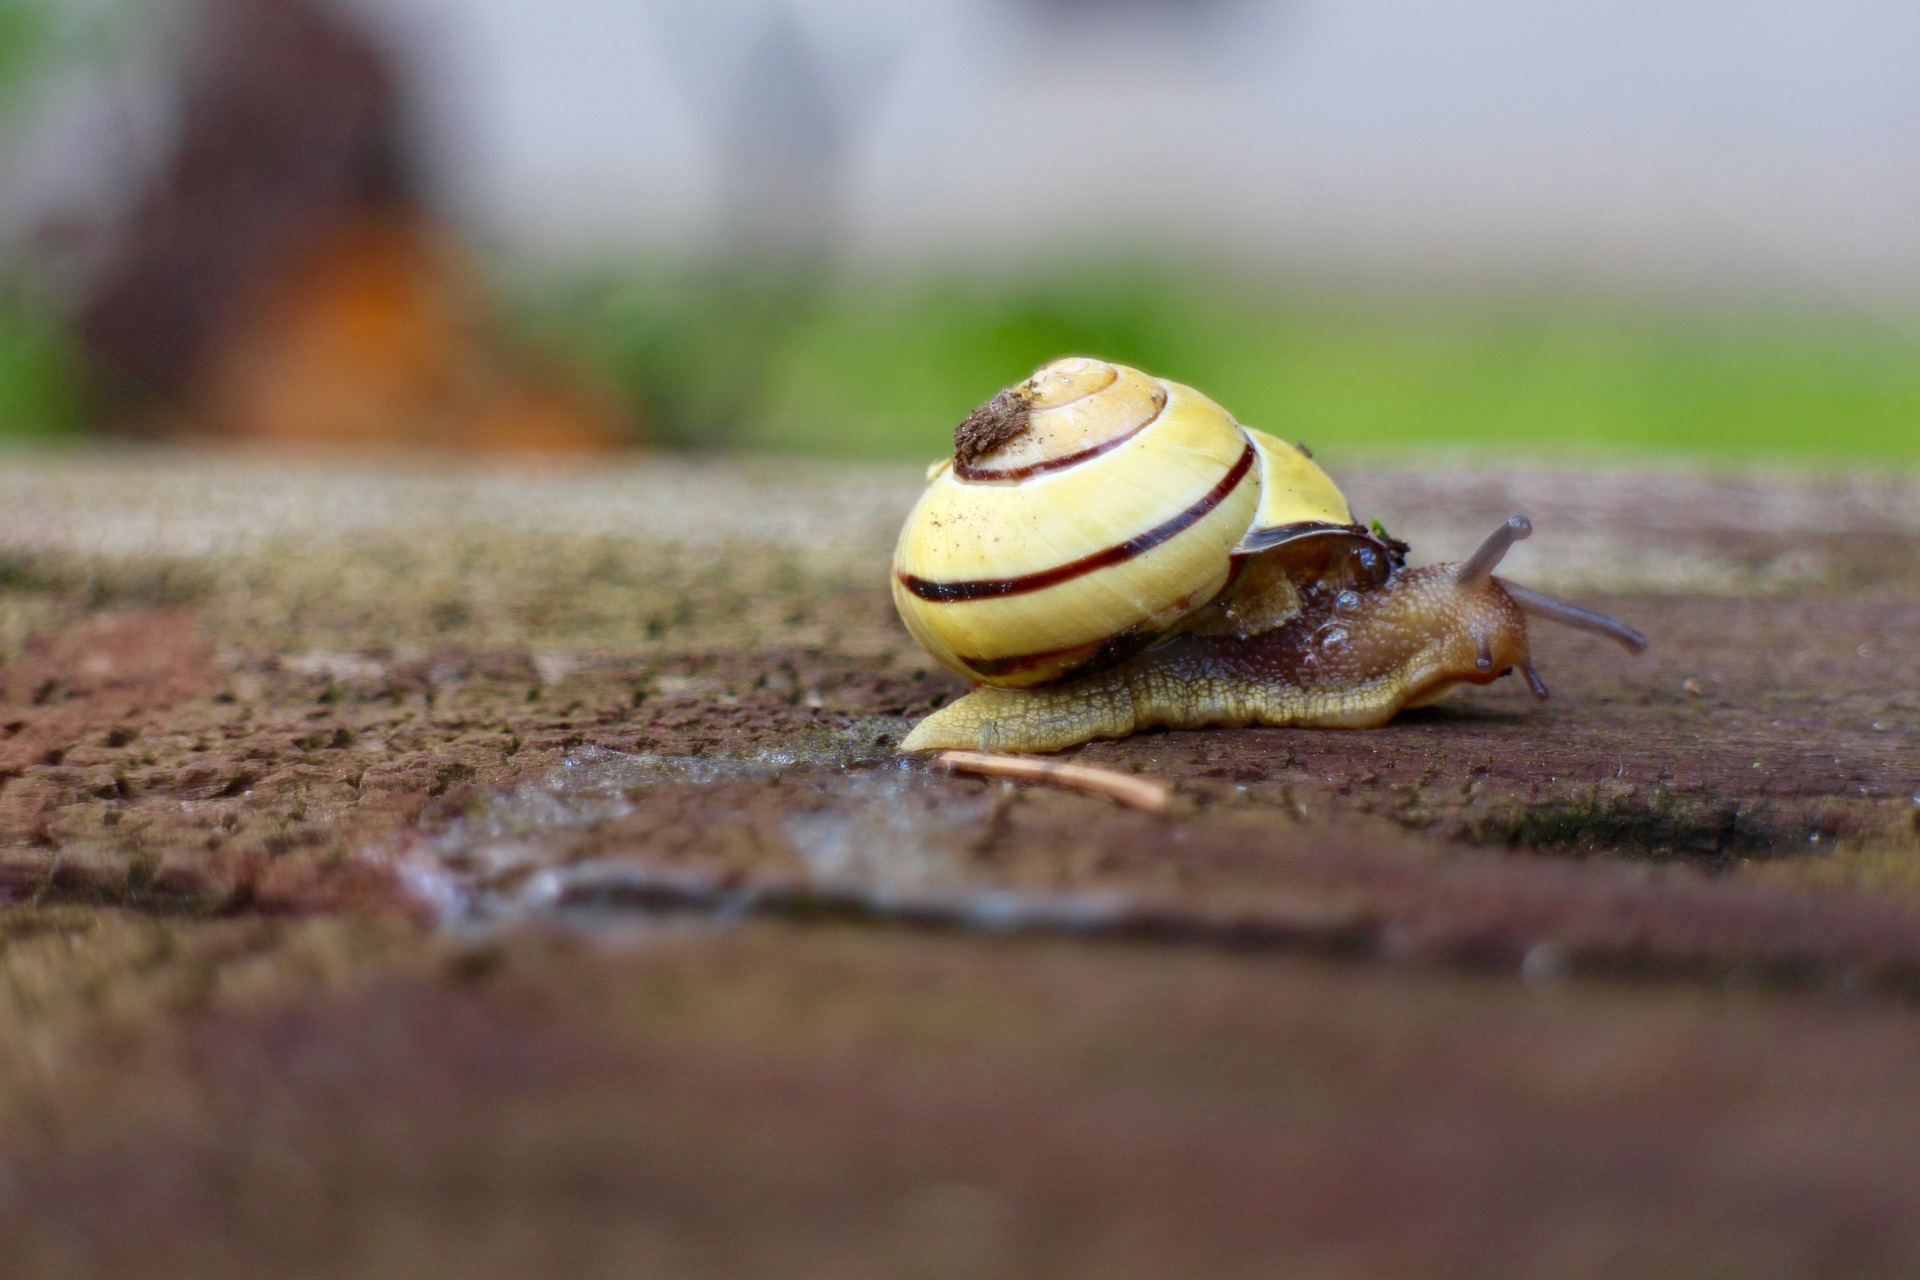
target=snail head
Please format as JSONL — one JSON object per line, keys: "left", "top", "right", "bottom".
{"left": 1327, "top": 516, "right": 1647, "bottom": 706}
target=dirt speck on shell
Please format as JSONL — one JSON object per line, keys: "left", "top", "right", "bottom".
{"left": 951, "top": 387, "right": 1034, "bottom": 466}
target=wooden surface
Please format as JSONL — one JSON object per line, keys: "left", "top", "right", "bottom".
{"left": 0, "top": 451, "right": 1916, "bottom": 1279}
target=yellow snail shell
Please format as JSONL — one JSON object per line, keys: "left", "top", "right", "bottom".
{"left": 892, "top": 356, "right": 1361, "bottom": 689}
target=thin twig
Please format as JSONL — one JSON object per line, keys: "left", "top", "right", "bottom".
{"left": 936, "top": 750, "right": 1172, "bottom": 814}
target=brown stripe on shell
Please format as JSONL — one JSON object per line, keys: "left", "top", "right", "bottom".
{"left": 957, "top": 624, "right": 1155, "bottom": 684}
{"left": 953, "top": 385, "right": 1168, "bottom": 482}
{"left": 900, "top": 440, "right": 1257, "bottom": 604}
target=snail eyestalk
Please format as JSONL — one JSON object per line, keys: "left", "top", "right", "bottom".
{"left": 1503, "top": 582, "right": 1649, "bottom": 654}
{"left": 1455, "top": 515, "right": 1532, "bottom": 588}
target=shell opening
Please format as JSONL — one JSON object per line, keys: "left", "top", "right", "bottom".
{"left": 1455, "top": 515, "right": 1532, "bottom": 588}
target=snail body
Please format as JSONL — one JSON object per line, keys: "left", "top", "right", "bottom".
{"left": 894, "top": 357, "right": 1646, "bottom": 754}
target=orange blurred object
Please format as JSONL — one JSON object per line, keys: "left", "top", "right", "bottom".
{"left": 200, "top": 211, "right": 623, "bottom": 453}
{"left": 76, "top": 0, "right": 631, "bottom": 455}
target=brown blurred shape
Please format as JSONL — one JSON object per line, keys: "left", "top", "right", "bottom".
{"left": 77, "top": 0, "right": 629, "bottom": 453}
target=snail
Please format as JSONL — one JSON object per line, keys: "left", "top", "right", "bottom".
{"left": 892, "top": 356, "right": 1646, "bottom": 754}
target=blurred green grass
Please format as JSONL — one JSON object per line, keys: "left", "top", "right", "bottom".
{"left": 534, "top": 265, "right": 1920, "bottom": 465}
{"left": 0, "top": 0, "right": 86, "bottom": 443}
{"left": 0, "top": 294, "right": 82, "bottom": 443}
{"left": 0, "top": 0, "right": 50, "bottom": 99}
{"left": 5, "top": 260, "right": 1918, "bottom": 464}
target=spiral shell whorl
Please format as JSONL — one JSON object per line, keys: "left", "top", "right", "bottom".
{"left": 893, "top": 357, "right": 1356, "bottom": 690}
{"left": 954, "top": 356, "right": 1167, "bottom": 480}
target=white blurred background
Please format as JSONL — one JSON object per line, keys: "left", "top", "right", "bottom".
{"left": 8, "top": 0, "right": 1919, "bottom": 298}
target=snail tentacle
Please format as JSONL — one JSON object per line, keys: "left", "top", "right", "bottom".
{"left": 1501, "top": 582, "right": 1648, "bottom": 654}
{"left": 1455, "top": 515, "right": 1532, "bottom": 588}
{"left": 1521, "top": 659, "right": 1550, "bottom": 700}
